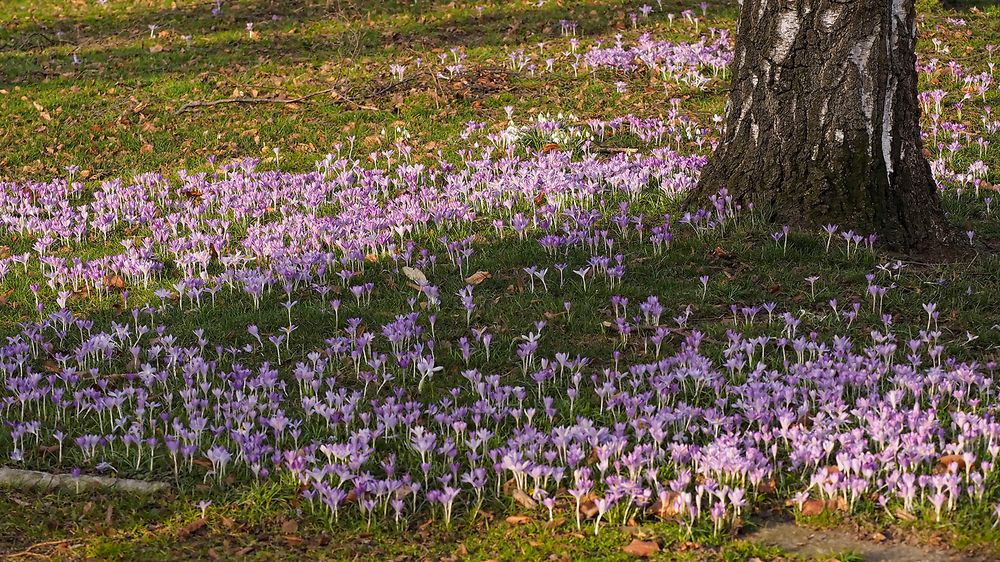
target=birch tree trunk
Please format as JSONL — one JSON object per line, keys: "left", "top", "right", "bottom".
{"left": 694, "top": 0, "right": 949, "bottom": 248}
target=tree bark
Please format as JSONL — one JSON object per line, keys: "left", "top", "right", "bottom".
{"left": 693, "top": 0, "right": 949, "bottom": 249}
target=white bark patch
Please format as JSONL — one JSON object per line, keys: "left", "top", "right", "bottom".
{"left": 891, "top": 0, "right": 907, "bottom": 38}
{"left": 850, "top": 31, "right": 879, "bottom": 147}
{"left": 882, "top": 81, "right": 897, "bottom": 175}
{"left": 732, "top": 75, "right": 758, "bottom": 138}
{"left": 756, "top": 0, "right": 768, "bottom": 23}
{"left": 770, "top": 10, "right": 801, "bottom": 63}
{"left": 820, "top": 7, "right": 842, "bottom": 32}
{"left": 835, "top": 129, "right": 844, "bottom": 143}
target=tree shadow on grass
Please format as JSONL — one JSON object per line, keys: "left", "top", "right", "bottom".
{"left": 1, "top": 0, "right": 660, "bottom": 56}
{"left": 1, "top": 0, "right": 668, "bottom": 86}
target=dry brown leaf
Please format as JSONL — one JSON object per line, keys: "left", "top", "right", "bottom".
{"left": 800, "top": 498, "right": 825, "bottom": 516}
{"left": 648, "top": 492, "right": 680, "bottom": 519}
{"left": 178, "top": 518, "right": 207, "bottom": 538}
{"left": 280, "top": 519, "right": 298, "bottom": 534}
{"left": 465, "top": 270, "right": 492, "bottom": 285}
{"left": 37, "top": 444, "right": 59, "bottom": 455}
{"left": 579, "top": 497, "right": 599, "bottom": 520}
{"left": 543, "top": 517, "right": 565, "bottom": 530}
{"left": 105, "top": 274, "right": 126, "bottom": 290}
{"left": 510, "top": 488, "right": 537, "bottom": 510}
{"left": 826, "top": 496, "right": 848, "bottom": 512}
{"left": 937, "top": 454, "right": 965, "bottom": 471}
{"left": 505, "top": 515, "right": 532, "bottom": 525}
{"left": 622, "top": 539, "right": 660, "bottom": 558}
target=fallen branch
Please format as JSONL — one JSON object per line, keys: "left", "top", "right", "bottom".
{"left": 173, "top": 74, "right": 425, "bottom": 115}
{"left": 174, "top": 86, "right": 339, "bottom": 114}
{"left": 0, "top": 467, "right": 169, "bottom": 495}
{"left": 594, "top": 146, "right": 640, "bottom": 154}
{"left": 3, "top": 538, "right": 75, "bottom": 560}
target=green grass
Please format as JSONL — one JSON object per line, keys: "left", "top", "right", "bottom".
{"left": 2, "top": 0, "right": 1000, "bottom": 560}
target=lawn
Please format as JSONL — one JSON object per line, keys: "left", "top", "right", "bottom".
{"left": 1, "top": 0, "right": 999, "bottom": 560}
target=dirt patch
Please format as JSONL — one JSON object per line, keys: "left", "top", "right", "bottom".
{"left": 748, "top": 521, "right": 973, "bottom": 562}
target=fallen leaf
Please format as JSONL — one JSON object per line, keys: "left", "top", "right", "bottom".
{"left": 579, "top": 497, "right": 599, "bottom": 519}
{"left": 505, "top": 515, "right": 532, "bottom": 525}
{"left": 178, "top": 518, "right": 207, "bottom": 538}
{"left": 800, "top": 498, "right": 825, "bottom": 516}
{"left": 465, "top": 270, "right": 492, "bottom": 285}
{"left": 543, "top": 517, "right": 565, "bottom": 530}
{"left": 105, "top": 274, "right": 126, "bottom": 290}
{"left": 648, "top": 492, "right": 680, "bottom": 519}
{"left": 510, "top": 488, "right": 537, "bottom": 510}
{"left": 402, "top": 266, "right": 428, "bottom": 286}
{"left": 894, "top": 507, "right": 917, "bottom": 521}
{"left": 937, "top": 454, "right": 965, "bottom": 472}
{"left": 280, "top": 519, "right": 299, "bottom": 534}
{"left": 711, "top": 246, "right": 729, "bottom": 258}
{"left": 678, "top": 540, "right": 701, "bottom": 551}
{"left": 826, "top": 496, "right": 848, "bottom": 512}
{"left": 623, "top": 539, "right": 660, "bottom": 558}
{"left": 37, "top": 444, "right": 59, "bottom": 455}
